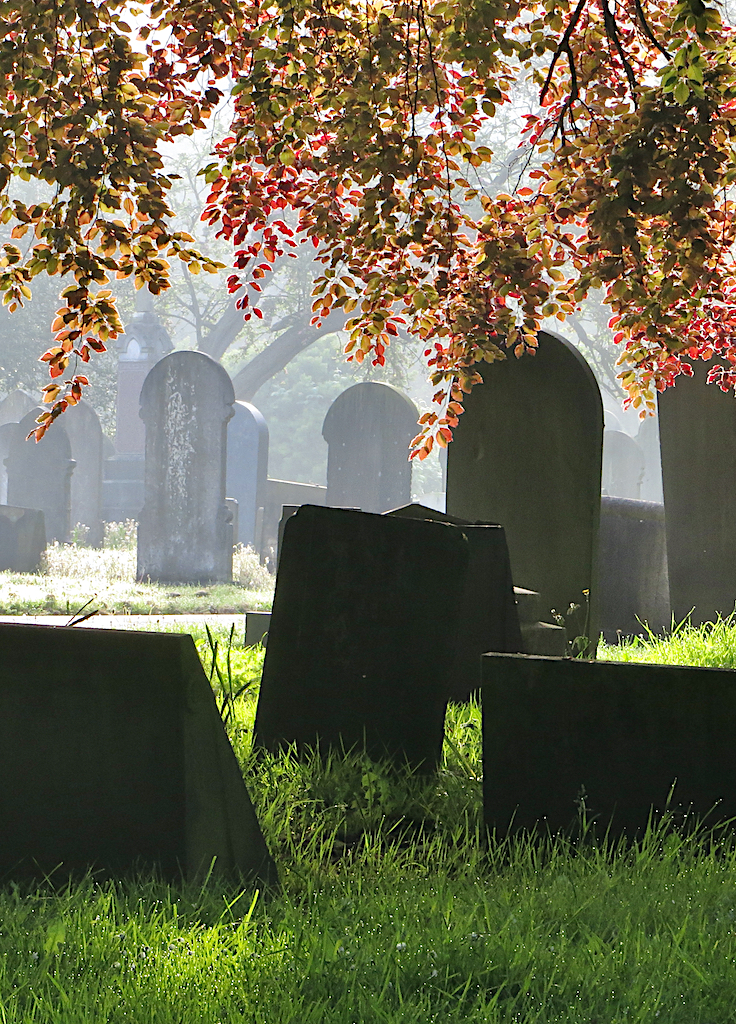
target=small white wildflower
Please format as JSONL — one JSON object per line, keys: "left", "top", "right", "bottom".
{"left": 430, "top": 969, "right": 438, "bottom": 979}
{"left": 396, "top": 942, "right": 407, "bottom": 952}
{"left": 30, "top": 951, "right": 39, "bottom": 961}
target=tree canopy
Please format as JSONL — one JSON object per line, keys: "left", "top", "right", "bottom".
{"left": 2, "top": 0, "right": 735, "bottom": 452}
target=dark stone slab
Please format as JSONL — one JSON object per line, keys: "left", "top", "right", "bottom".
{"left": 598, "top": 497, "right": 670, "bottom": 641}
{"left": 253, "top": 504, "right": 470, "bottom": 770}
{"left": 138, "top": 351, "right": 235, "bottom": 584}
{"left": 446, "top": 330, "right": 603, "bottom": 652}
{"left": 0, "top": 623, "right": 276, "bottom": 886}
{"left": 227, "top": 401, "right": 269, "bottom": 547}
{"left": 0, "top": 505, "right": 46, "bottom": 572}
{"left": 245, "top": 610, "right": 271, "bottom": 647}
{"left": 322, "top": 382, "right": 418, "bottom": 513}
{"left": 6, "top": 410, "right": 75, "bottom": 543}
{"left": 387, "top": 504, "right": 522, "bottom": 701}
{"left": 658, "top": 360, "right": 736, "bottom": 624}
{"left": 482, "top": 652, "right": 736, "bottom": 838}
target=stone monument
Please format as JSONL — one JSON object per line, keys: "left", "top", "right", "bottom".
{"left": 63, "top": 401, "right": 104, "bottom": 546}
{"left": 322, "top": 382, "right": 418, "bottom": 513}
{"left": 658, "top": 359, "right": 736, "bottom": 624}
{"left": 226, "top": 401, "right": 269, "bottom": 546}
{"left": 6, "top": 409, "right": 75, "bottom": 543}
{"left": 253, "top": 505, "right": 470, "bottom": 771}
{"left": 0, "top": 389, "right": 36, "bottom": 427}
{"left": 0, "top": 622, "right": 276, "bottom": 885}
{"left": 137, "top": 350, "right": 235, "bottom": 584}
{"left": 601, "top": 429, "right": 646, "bottom": 500}
{"left": 446, "top": 330, "right": 604, "bottom": 651}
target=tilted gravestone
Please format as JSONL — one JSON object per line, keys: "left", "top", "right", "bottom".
{"left": 322, "top": 382, "right": 418, "bottom": 513}
{"left": 601, "top": 429, "right": 645, "bottom": 500}
{"left": 137, "top": 351, "right": 235, "bottom": 584}
{"left": 226, "top": 401, "right": 269, "bottom": 547}
{"left": 598, "top": 497, "right": 670, "bottom": 641}
{"left": 63, "top": 401, "right": 104, "bottom": 546}
{"left": 482, "top": 652, "right": 736, "bottom": 839}
{"left": 0, "top": 622, "right": 277, "bottom": 885}
{"left": 0, "top": 505, "right": 46, "bottom": 572}
{"left": 387, "top": 503, "right": 522, "bottom": 701}
{"left": 253, "top": 504, "right": 470, "bottom": 771}
{"left": 6, "top": 410, "right": 75, "bottom": 543}
{"left": 0, "top": 389, "right": 36, "bottom": 427}
{"left": 446, "top": 330, "right": 603, "bottom": 651}
{"left": 658, "top": 359, "right": 736, "bottom": 624}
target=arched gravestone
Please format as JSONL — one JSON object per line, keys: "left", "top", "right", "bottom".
{"left": 6, "top": 410, "right": 75, "bottom": 543}
{"left": 446, "top": 330, "right": 603, "bottom": 649}
{"left": 63, "top": 401, "right": 104, "bottom": 546}
{"left": 322, "top": 382, "right": 418, "bottom": 513}
{"left": 658, "top": 359, "right": 736, "bottom": 624}
{"left": 226, "top": 401, "right": 269, "bottom": 546}
{"left": 137, "top": 351, "right": 235, "bottom": 584}
{"left": 601, "top": 429, "right": 645, "bottom": 500}
{"left": 0, "top": 389, "right": 36, "bottom": 427}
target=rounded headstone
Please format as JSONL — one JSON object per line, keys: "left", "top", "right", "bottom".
{"left": 322, "top": 382, "right": 418, "bottom": 513}
{"left": 6, "top": 410, "right": 75, "bottom": 543}
{"left": 446, "top": 329, "right": 603, "bottom": 649}
{"left": 137, "top": 350, "right": 235, "bottom": 584}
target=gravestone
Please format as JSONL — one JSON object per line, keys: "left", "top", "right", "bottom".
{"left": 0, "top": 421, "right": 20, "bottom": 504}
{"left": 0, "top": 389, "right": 35, "bottom": 427}
{"left": 387, "top": 503, "right": 522, "bottom": 701}
{"left": 446, "top": 330, "right": 603, "bottom": 651}
{"left": 658, "top": 359, "right": 736, "bottom": 624}
{"left": 598, "top": 497, "right": 670, "bottom": 641}
{"left": 259, "top": 479, "right": 327, "bottom": 565}
{"left": 636, "top": 414, "right": 664, "bottom": 504}
{"left": 322, "top": 382, "right": 418, "bottom": 513}
{"left": 115, "top": 290, "right": 172, "bottom": 455}
{"left": 137, "top": 351, "right": 235, "bottom": 584}
{"left": 482, "top": 652, "right": 736, "bottom": 839}
{"left": 253, "top": 504, "right": 470, "bottom": 770}
{"left": 226, "top": 401, "right": 269, "bottom": 546}
{"left": 0, "top": 623, "right": 276, "bottom": 885}
{"left": 0, "top": 505, "right": 46, "bottom": 572}
{"left": 601, "top": 429, "right": 645, "bottom": 499}
{"left": 6, "top": 410, "right": 75, "bottom": 543}
{"left": 63, "top": 401, "right": 104, "bottom": 546}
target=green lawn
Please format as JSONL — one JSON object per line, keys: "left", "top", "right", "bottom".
{"left": 0, "top": 533, "right": 274, "bottom": 616}
{"left": 2, "top": 620, "right": 736, "bottom": 1021}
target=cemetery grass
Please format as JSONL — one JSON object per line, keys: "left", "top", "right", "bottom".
{"left": 3, "top": 634, "right": 736, "bottom": 1020}
{"left": 0, "top": 533, "right": 275, "bottom": 616}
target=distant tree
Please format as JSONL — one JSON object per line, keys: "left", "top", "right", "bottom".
{"left": 1, "top": 0, "right": 734, "bottom": 453}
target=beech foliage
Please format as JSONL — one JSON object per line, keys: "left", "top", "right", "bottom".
{"left": 1, "top": 0, "right": 734, "bottom": 452}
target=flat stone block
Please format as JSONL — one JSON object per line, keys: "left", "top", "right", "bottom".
{"left": 482, "top": 652, "right": 736, "bottom": 838}
{"left": 0, "top": 624, "right": 276, "bottom": 886}
{"left": 253, "top": 505, "right": 470, "bottom": 771}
